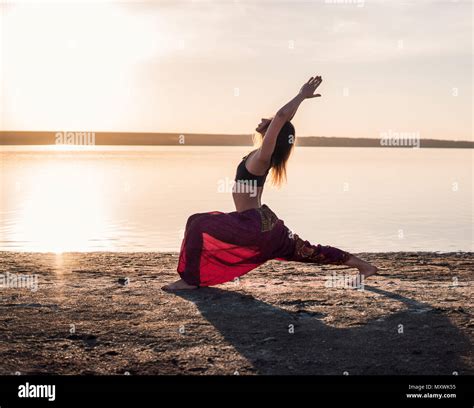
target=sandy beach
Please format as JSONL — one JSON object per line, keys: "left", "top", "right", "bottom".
{"left": 0, "top": 251, "right": 472, "bottom": 375}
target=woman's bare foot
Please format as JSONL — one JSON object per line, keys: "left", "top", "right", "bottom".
{"left": 358, "top": 263, "right": 378, "bottom": 279}
{"left": 344, "top": 254, "right": 379, "bottom": 279}
{"left": 346, "top": 262, "right": 378, "bottom": 290}
{"left": 162, "top": 279, "right": 198, "bottom": 292}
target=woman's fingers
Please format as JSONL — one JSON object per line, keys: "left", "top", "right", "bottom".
{"left": 309, "top": 77, "right": 322, "bottom": 87}
{"left": 302, "top": 76, "right": 323, "bottom": 97}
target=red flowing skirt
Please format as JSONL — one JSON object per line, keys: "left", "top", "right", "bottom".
{"left": 177, "top": 204, "right": 351, "bottom": 287}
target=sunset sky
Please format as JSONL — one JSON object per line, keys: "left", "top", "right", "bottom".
{"left": 1, "top": 0, "right": 472, "bottom": 140}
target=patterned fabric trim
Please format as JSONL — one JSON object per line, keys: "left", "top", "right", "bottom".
{"left": 257, "top": 204, "right": 279, "bottom": 232}
{"left": 292, "top": 233, "right": 351, "bottom": 265}
{"left": 293, "top": 234, "right": 323, "bottom": 262}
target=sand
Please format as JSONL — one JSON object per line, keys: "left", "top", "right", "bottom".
{"left": 0, "top": 251, "right": 472, "bottom": 375}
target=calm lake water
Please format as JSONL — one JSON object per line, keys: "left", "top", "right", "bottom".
{"left": 0, "top": 146, "right": 472, "bottom": 253}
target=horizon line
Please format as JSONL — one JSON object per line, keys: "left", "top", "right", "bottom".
{"left": 0, "top": 130, "right": 473, "bottom": 144}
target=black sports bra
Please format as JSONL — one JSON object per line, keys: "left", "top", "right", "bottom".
{"left": 235, "top": 152, "right": 270, "bottom": 187}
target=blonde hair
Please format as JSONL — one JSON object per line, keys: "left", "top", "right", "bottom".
{"left": 252, "top": 120, "right": 296, "bottom": 188}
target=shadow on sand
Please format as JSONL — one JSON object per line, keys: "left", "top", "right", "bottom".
{"left": 175, "top": 286, "right": 471, "bottom": 375}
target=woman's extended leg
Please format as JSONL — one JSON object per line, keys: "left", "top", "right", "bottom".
{"left": 281, "top": 233, "right": 378, "bottom": 278}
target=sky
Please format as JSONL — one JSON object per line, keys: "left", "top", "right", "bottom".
{"left": 0, "top": 0, "right": 472, "bottom": 140}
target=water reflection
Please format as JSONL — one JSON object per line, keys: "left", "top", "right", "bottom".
{"left": 0, "top": 146, "right": 472, "bottom": 252}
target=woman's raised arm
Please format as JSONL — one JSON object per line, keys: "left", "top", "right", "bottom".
{"left": 256, "top": 76, "right": 323, "bottom": 163}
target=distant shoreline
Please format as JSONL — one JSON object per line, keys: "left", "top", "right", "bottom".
{"left": 1, "top": 131, "right": 473, "bottom": 148}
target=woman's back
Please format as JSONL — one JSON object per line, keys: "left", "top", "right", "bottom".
{"left": 233, "top": 149, "right": 271, "bottom": 212}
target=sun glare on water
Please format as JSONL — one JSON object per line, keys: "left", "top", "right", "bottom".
{"left": 10, "top": 151, "right": 113, "bottom": 253}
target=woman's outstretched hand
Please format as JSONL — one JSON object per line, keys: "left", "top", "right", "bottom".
{"left": 272, "top": 76, "right": 323, "bottom": 123}
{"left": 299, "top": 76, "right": 323, "bottom": 99}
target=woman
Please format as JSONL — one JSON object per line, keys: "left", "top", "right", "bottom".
{"left": 163, "top": 76, "right": 377, "bottom": 291}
